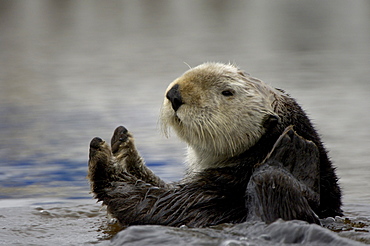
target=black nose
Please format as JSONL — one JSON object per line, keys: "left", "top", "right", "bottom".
{"left": 166, "top": 84, "right": 183, "bottom": 111}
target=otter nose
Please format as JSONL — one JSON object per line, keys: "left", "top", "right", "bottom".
{"left": 166, "top": 84, "right": 183, "bottom": 112}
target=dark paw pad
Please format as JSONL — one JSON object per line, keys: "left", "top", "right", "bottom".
{"left": 90, "top": 137, "right": 104, "bottom": 150}
{"left": 111, "top": 126, "right": 129, "bottom": 154}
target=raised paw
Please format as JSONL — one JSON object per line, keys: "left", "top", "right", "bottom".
{"left": 111, "top": 126, "right": 135, "bottom": 155}
{"left": 261, "top": 126, "right": 320, "bottom": 194}
{"left": 111, "top": 126, "right": 128, "bottom": 153}
{"left": 263, "top": 126, "right": 318, "bottom": 166}
{"left": 89, "top": 137, "right": 111, "bottom": 161}
{"left": 246, "top": 164, "right": 320, "bottom": 224}
{"left": 90, "top": 137, "right": 104, "bottom": 150}
{"left": 88, "top": 137, "right": 113, "bottom": 191}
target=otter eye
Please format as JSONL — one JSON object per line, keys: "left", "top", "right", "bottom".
{"left": 221, "top": 90, "right": 234, "bottom": 97}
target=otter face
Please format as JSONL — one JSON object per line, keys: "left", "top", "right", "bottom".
{"left": 160, "top": 63, "right": 279, "bottom": 169}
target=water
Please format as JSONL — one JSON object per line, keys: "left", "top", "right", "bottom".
{"left": 0, "top": 1, "right": 369, "bottom": 245}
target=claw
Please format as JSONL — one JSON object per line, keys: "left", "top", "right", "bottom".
{"left": 111, "top": 126, "right": 130, "bottom": 154}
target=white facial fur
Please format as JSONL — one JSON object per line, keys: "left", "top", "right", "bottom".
{"left": 160, "top": 62, "right": 280, "bottom": 173}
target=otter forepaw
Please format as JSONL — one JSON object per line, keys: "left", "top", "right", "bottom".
{"left": 111, "top": 126, "right": 136, "bottom": 158}
{"left": 111, "top": 126, "right": 129, "bottom": 154}
{"left": 262, "top": 125, "right": 320, "bottom": 196}
{"left": 89, "top": 137, "right": 112, "bottom": 163}
{"left": 263, "top": 126, "right": 319, "bottom": 167}
{"left": 88, "top": 137, "right": 113, "bottom": 191}
{"left": 90, "top": 137, "right": 104, "bottom": 150}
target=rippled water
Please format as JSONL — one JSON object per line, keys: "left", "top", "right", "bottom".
{"left": 1, "top": 1, "right": 370, "bottom": 245}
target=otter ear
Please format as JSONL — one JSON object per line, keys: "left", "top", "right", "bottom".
{"left": 263, "top": 114, "right": 280, "bottom": 130}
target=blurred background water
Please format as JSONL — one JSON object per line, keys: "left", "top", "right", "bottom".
{"left": 0, "top": 0, "right": 369, "bottom": 245}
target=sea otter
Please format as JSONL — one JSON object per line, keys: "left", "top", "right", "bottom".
{"left": 88, "top": 62, "right": 342, "bottom": 227}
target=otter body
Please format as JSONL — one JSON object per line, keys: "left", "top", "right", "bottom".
{"left": 88, "top": 63, "right": 342, "bottom": 227}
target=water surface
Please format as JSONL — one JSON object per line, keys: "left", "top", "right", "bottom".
{"left": 1, "top": 1, "right": 370, "bottom": 245}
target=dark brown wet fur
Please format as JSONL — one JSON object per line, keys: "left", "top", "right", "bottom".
{"left": 272, "top": 94, "right": 342, "bottom": 218}
{"left": 88, "top": 85, "right": 342, "bottom": 227}
{"left": 88, "top": 118, "right": 341, "bottom": 227}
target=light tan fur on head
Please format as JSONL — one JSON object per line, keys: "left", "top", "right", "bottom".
{"left": 160, "top": 62, "right": 281, "bottom": 173}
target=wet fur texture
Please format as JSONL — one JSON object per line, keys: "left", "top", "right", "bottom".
{"left": 88, "top": 62, "right": 342, "bottom": 227}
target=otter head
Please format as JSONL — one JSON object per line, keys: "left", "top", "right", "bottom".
{"left": 160, "top": 62, "right": 280, "bottom": 172}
